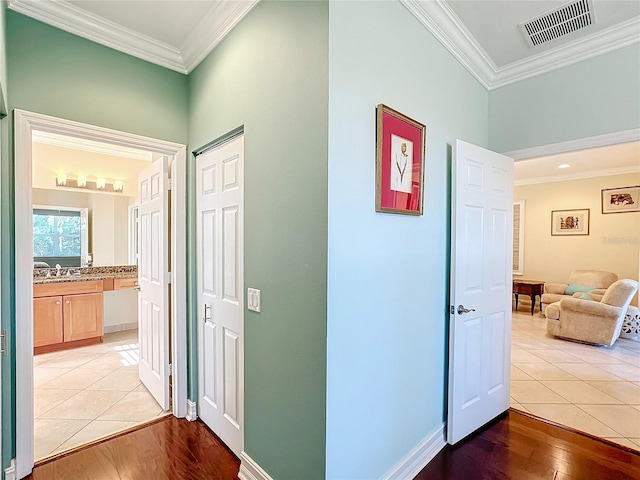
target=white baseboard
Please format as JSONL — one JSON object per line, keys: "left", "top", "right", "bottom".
{"left": 103, "top": 322, "right": 138, "bottom": 334}
{"left": 4, "top": 459, "right": 17, "bottom": 480}
{"left": 238, "top": 452, "right": 274, "bottom": 480}
{"left": 186, "top": 399, "right": 197, "bottom": 421}
{"left": 380, "top": 423, "right": 446, "bottom": 480}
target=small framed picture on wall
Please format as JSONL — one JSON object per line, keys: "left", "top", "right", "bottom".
{"left": 551, "top": 209, "right": 590, "bottom": 236}
{"left": 601, "top": 186, "right": 640, "bottom": 214}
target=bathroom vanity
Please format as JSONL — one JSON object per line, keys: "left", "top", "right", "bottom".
{"left": 33, "top": 266, "right": 138, "bottom": 354}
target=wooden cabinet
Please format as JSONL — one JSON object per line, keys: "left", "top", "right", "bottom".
{"left": 33, "top": 280, "right": 104, "bottom": 354}
{"left": 63, "top": 293, "right": 104, "bottom": 342}
{"left": 33, "top": 296, "right": 63, "bottom": 347}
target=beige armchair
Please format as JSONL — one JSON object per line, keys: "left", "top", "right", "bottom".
{"left": 541, "top": 270, "right": 618, "bottom": 308}
{"left": 545, "top": 279, "right": 639, "bottom": 346}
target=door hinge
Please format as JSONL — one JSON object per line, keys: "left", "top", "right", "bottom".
{"left": 0, "top": 329, "right": 7, "bottom": 356}
{"left": 166, "top": 178, "right": 172, "bottom": 191}
{"left": 167, "top": 272, "right": 172, "bottom": 284}
{"left": 450, "top": 305, "right": 455, "bottom": 315}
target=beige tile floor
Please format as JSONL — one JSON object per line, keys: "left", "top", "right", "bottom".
{"left": 511, "top": 307, "right": 640, "bottom": 451}
{"left": 34, "top": 329, "right": 167, "bottom": 460}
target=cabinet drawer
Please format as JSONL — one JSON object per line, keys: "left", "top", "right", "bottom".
{"left": 114, "top": 277, "right": 139, "bottom": 290}
{"left": 34, "top": 280, "right": 104, "bottom": 298}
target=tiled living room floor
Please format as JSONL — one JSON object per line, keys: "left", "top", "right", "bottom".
{"left": 34, "top": 329, "right": 167, "bottom": 461}
{"left": 511, "top": 308, "right": 640, "bottom": 450}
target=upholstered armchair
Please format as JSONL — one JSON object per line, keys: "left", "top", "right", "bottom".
{"left": 541, "top": 270, "right": 618, "bottom": 308}
{"left": 545, "top": 279, "right": 639, "bottom": 346}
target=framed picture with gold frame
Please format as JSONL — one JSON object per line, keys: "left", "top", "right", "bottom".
{"left": 375, "top": 104, "right": 426, "bottom": 215}
{"left": 551, "top": 209, "right": 590, "bottom": 236}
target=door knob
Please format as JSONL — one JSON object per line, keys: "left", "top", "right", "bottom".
{"left": 457, "top": 305, "right": 476, "bottom": 315}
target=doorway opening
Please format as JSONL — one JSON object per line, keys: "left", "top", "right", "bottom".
{"left": 509, "top": 132, "right": 640, "bottom": 450}
{"left": 13, "top": 110, "right": 187, "bottom": 479}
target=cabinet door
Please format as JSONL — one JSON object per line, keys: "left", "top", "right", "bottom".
{"left": 63, "top": 293, "right": 104, "bottom": 342}
{"left": 33, "top": 296, "right": 63, "bottom": 347}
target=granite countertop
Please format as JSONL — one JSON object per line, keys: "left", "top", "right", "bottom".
{"left": 33, "top": 265, "right": 138, "bottom": 284}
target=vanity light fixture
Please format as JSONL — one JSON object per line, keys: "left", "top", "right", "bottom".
{"left": 558, "top": 164, "right": 571, "bottom": 169}
{"left": 54, "top": 174, "right": 123, "bottom": 193}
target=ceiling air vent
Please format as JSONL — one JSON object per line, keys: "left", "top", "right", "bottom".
{"left": 520, "top": 0, "right": 595, "bottom": 47}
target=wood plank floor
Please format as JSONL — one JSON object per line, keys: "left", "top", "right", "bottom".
{"left": 28, "top": 417, "right": 240, "bottom": 479}
{"left": 28, "top": 410, "right": 640, "bottom": 479}
{"left": 416, "top": 410, "right": 640, "bottom": 480}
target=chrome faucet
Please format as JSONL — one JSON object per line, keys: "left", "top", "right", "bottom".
{"left": 55, "top": 264, "right": 62, "bottom": 277}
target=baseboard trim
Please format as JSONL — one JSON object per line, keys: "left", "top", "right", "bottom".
{"left": 186, "top": 399, "right": 197, "bottom": 421}
{"left": 238, "top": 452, "right": 274, "bottom": 480}
{"left": 4, "top": 459, "right": 17, "bottom": 480}
{"left": 103, "top": 323, "right": 138, "bottom": 334}
{"left": 380, "top": 423, "right": 446, "bottom": 480}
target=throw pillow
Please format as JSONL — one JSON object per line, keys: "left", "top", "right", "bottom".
{"left": 577, "top": 293, "right": 594, "bottom": 301}
{"left": 565, "top": 284, "right": 597, "bottom": 295}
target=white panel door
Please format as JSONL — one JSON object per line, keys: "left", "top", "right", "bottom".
{"left": 138, "top": 157, "right": 170, "bottom": 410}
{"left": 196, "top": 135, "right": 244, "bottom": 457}
{"left": 448, "top": 140, "right": 513, "bottom": 444}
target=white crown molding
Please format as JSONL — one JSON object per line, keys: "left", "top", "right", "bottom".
{"left": 505, "top": 128, "right": 640, "bottom": 160}
{"left": 33, "top": 130, "right": 153, "bottom": 161}
{"left": 380, "top": 423, "right": 446, "bottom": 480}
{"left": 515, "top": 165, "right": 640, "bottom": 186}
{"left": 401, "top": 0, "right": 494, "bottom": 90}
{"left": 492, "top": 17, "right": 640, "bottom": 89}
{"left": 181, "top": 0, "right": 260, "bottom": 73}
{"left": 8, "top": 0, "right": 187, "bottom": 74}
{"left": 238, "top": 452, "right": 274, "bottom": 480}
{"left": 402, "top": 0, "right": 640, "bottom": 91}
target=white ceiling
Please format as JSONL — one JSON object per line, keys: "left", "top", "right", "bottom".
{"left": 514, "top": 141, "right": 640, "bottom": 185}
{"left": 7, "top": 0, "right": 640, "bottom": 85}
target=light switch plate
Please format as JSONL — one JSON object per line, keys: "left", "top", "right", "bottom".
{"left": 248, "top": 288, "right": 261, "bottom": 313}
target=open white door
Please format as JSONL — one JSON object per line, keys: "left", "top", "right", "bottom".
{"left": 447, "top": 140, "right": 514, "bottom": 444}
{"left": 137, "top": 157, "right": 170, "bottom": 410}
{"left": 196, "top": 135, "right": 244, "bottom": 457}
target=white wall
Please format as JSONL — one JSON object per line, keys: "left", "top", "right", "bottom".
{"left": 326, "top": 2, "right": 489, "bottom": 478}
{"left": 515, "top": 172, "right": 640, "bottom": 304}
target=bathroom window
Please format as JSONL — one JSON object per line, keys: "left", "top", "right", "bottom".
{"left": 33, "top": 206, "right": 88, "bottom": 267}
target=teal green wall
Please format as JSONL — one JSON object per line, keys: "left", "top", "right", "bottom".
{"left": 489, "top": 44, "right": 640, "bottom": 153}
{"left": 326, "top": 1, "right": 488, "bottom": 478}
{"left": 2, "top": 10, "right": 188, "bottom": 471}
{"left": 188, "top": 1, "right": 328, "bottom": 478}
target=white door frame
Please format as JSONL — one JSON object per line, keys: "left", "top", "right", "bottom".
{"left": 13, "top": 109, "right": 187, "bottom": 478}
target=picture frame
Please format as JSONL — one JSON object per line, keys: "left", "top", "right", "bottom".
{"left": 601, "top": 185, "right": 640, "bottom": 214}
{"left": 551, "top": 209, "right": 590, "bottom": 236}
{"left": 375, "top": 104, "right": 426, "bottom": 215}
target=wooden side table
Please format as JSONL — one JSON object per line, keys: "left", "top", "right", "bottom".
{"left": 513, "top": 280, "right": 545, "bottom": 315}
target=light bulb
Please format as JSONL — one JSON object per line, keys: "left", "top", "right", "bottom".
{"left": 96, "top": 178, "right": 106, "bottom": 190}
{"left": 56, "top": 173, "right": 67, "bottom": 186}
{"left": 77, "top": 175, "right": 87, "bottom": 188}
{"left": 114, "top": 180, "right": 124, "bottom": 192}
